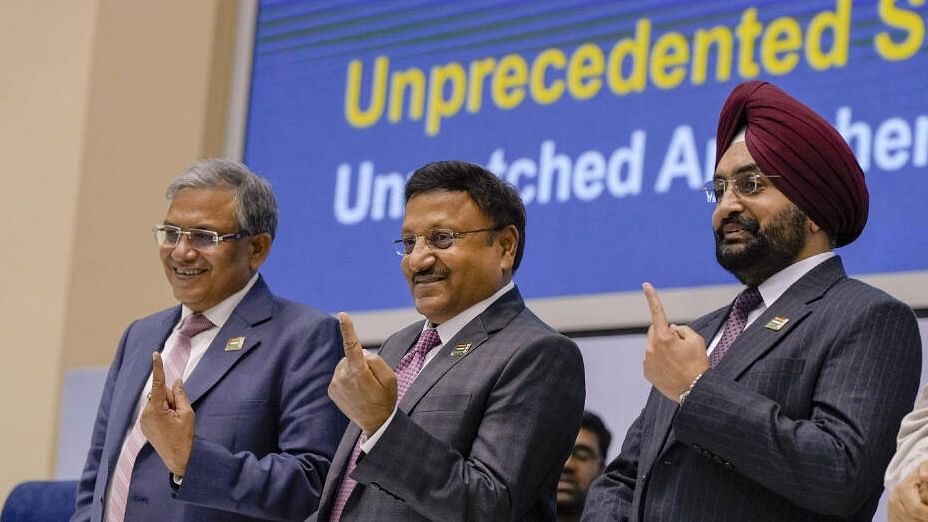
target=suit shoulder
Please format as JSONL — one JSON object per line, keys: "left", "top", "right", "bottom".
{"left": 270, "top": 295, "right": 337, "bottom": 324}
{"left": 507, "top": 307, "right": 581, "bottom": 356}
{"left": 825, "top": 277, "right": 917, "bottom": 318}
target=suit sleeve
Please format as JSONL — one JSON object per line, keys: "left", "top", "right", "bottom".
{"left": 352, "top": 334, "right": 585, "bottom": 521}
{"left": 581, "top": 410, "right": 641, "bottom": 522}
{"left": 885, "top": 384, "right": 928, "bottom": 489}
{"left": 673, "top": 298, "right": 922, "bottom": 517}
{"left": 71, "top": 323, "right": 135, "bottom": 522}
{"left": 174, "top": 314, "right": 349, "bottom": 520}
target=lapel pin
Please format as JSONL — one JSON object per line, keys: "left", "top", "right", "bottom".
{"left": 224, "top": 336, "right": 245, "bottom": 351}
{"left": 450, "top": 342, "right": 472, "bottom": 357}
{"left": 764, "top": 317, "right": 789, "bottom": 331}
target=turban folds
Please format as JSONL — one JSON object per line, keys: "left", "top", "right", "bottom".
{"left": 715, "top": 81, "right": 868, "bottom": 247}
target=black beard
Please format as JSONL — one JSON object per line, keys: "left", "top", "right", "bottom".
{"left": 715, "top": 205, "right": 809, "bottom": 287}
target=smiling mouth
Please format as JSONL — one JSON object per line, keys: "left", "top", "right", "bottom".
{"left": 412, "top": 273, "right": 446, "bottom": 285}
{"left": 174, "top": 267, "right": 207, "bottom": 277}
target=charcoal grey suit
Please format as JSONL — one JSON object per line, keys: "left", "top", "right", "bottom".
{"left": 314, "top": 287, "right": 585, "bottom": 521}
{"left": 584, "top": 256, "right": 922, "bottom": 521}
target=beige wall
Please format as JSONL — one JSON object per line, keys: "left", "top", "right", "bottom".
{"left": 0, "top": 0, "right": 238, "bottom": 504}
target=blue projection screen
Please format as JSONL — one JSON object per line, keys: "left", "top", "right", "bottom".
{"left": 237, "top": 0, "right": 928, "bottom": 342}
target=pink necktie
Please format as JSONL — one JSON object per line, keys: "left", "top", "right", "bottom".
{"left": 708, "top": 288, "right": 762, "bottom": 367}
{"left": 329, "top": 328, "right": 441, "bottom": 521}
{"left": 106, "top": 313, "right": 214, "bottom": 522}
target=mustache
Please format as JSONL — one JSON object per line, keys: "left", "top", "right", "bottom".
{"left": 716, "top": 214, "right": 760, "bottom": 239}
{"left": 411, "top": 268, "right": 449, "bottom": 281}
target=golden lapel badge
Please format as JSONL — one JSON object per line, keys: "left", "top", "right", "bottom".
{"left": 764, "top": 317, "right": 789, "bottom": 331}
{"left": 224, "top": 336, "right": 246, "bottom": 351}
{"left": 450, "top": 342, "right": 472, "bottom": 357}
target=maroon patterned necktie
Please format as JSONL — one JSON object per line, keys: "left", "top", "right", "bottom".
{"left": 708, "top": 288, "right": 762, "bottom": 367}
{"left": 329, "top": 328, "right": 441, "bottom": 521}
{"left": 106, "top": 313, "right": 213, "bottom": 522}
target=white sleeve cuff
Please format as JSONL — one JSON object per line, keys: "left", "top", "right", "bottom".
{"left": 360, "top": 407, "right": 398, "bottom": 453}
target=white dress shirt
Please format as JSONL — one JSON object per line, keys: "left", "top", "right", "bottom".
{"left": 706, "top": 252, "right": 835, "bottom": 355}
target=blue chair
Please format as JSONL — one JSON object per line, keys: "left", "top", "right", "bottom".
{"left": 1, "top": 481, "right": 77, "bottom": 522}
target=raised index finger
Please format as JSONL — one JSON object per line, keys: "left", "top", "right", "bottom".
{"left": 150, "top": 352, "right": 168, "bottom": 401}
{"left": 337, "top": 312, "right": 364, "bottom": 366}
{"left": 642, "top": 282, "right": 670, "bottom": 331}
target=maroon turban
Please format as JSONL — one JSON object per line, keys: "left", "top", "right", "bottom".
{"left": 715, "top": 81, "right": 868, "bottom": 247}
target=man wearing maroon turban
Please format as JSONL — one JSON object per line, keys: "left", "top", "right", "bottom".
{"left": 583, "top": 81, "right": 922, "bottom": 521}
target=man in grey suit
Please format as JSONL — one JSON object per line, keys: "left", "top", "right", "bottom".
{"left": 314, "top": 160, "right": 586, "bottom": 521}
{"left": 583, "top": 81, "right": 922, "bottom": 521}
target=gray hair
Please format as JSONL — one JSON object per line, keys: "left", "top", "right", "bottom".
{"left": 166, "top": 158, "right": 278, "bottom": 239}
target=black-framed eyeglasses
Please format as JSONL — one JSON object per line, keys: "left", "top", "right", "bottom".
{"left": 393, "top": 226, "right": 504, "bottom": 256}
{"left": 153, "top": 224, "right": 251, "bottom": 249}
{"left": 704, "top": 174, "right": 781, "bottom": 204}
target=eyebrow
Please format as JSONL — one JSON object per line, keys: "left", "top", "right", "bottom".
{"left": 714, "top": 162, "right": 764, "bottom": 180}
{"left": 162, "top": 221, "right": 223, "bottom": 232}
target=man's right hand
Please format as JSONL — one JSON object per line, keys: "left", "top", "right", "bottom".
{"left": 327, "top": 312, "right": 398, "bottom": 437}
{"left": 889, "top": 460, "right": 928, "bottom": 521}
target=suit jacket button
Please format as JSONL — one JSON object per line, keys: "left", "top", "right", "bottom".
{"left": 370, "top": 482, "right": 381, "bottom": 491}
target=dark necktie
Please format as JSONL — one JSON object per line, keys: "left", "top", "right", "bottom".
{"left": 329, "top": 328, "right": 442, "bottom": 521}
{"left": 708, "top": 288, "right": 762, "bottom": 367}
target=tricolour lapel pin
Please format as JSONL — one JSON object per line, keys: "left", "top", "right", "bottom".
{"left": 764, "top": 317, "right": 789, "bottom": 331}
{"left": 224, "top": 336, "right": 246, "bottom": 351}
{"left": 450, "top": 342, "right": 472, "bottom": 357}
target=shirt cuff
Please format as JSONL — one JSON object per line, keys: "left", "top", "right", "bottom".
{"left": 360, "top": 406, "right": 398, "bottom": 453}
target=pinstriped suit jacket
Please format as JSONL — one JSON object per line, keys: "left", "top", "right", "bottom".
{"left": 583, "top": 256, "right": 922, "bottom": 521}
{"left": 313, "top": 287, "right": 586, "bottom": 521}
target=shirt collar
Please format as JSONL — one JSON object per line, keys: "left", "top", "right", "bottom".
{"left": 179, "top": 273, "right": 260, "bottom": 330}
{"left": 757, "top": 252, "right": 834, "bottom": 307}
{"left": 425, "top": 280, "right": 515, "bottom": 345}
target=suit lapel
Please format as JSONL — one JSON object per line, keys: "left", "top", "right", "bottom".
{"left": 380, "top": 323, "right": 423, "bottom": 369}
{"left": 183, "top": 277, "right": 273, "bottom": 404}
{"left": 105, "top": 310, "right": 178, "bottom": 461}
{"left": 398, "top": 288, "right": 524, "bottom": 414}
{"left": 713, "top": 256, "right": 845, "bottom": 380}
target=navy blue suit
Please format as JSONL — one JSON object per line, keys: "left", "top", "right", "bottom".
{"left": 73, "top": 276, "right": 348, "bottom": 521}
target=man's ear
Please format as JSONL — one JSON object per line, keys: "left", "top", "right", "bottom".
{"left": 248, "top": 233, "right": 273, "bottom": 270}
{"left": 497, "top": 225, "right": 519, "bottom": 271}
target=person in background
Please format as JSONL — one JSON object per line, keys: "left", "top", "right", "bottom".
{"left": 73, "top": 159, "right": 347, "bottom": 521}
{"left": 558, "top": 411, "right": 612, "bottom": 522}
{"left": 886, "top": 386, "right": 928, "bottom": 521}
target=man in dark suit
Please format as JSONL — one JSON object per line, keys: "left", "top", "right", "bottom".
{"left": 314, "top": 160, "right": 586, "bottom": 521}
{"left": 583, "top": 81, "right": 922, "bottom": 521}
{"left": 73, "top": 159, "right": 348, "bottom": 521}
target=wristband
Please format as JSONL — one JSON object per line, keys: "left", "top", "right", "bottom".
{"left": 678, "top": 372, "right": 704, "bottom": 404}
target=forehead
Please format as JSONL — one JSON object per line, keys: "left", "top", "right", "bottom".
{"left": 576, "top": 428, "right": 601, "bottom": 453}
{"left": 165, "top": 188, "right": 237, "bottom": 227}
{"left": 402, "top": 190, "right": 489, "bottom": 231}
{"left": 715, "top": 141, "right": 761, "bottom": 180}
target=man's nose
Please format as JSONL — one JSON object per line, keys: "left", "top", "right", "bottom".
{"left": 170, "top": 234, "right": 198, "bottom": 260}
{"left": 404, "top": 238, "right": 436, "bottom": 271}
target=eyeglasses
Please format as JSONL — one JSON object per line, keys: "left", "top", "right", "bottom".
{"left": 393, "top": 226, "right": 503, "bottom": 256}
{"left": 703, "top": 174, "right": 781, "bottom": 204}
{"left": 153, "top": 224, "right": 251, "bottom": 249}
